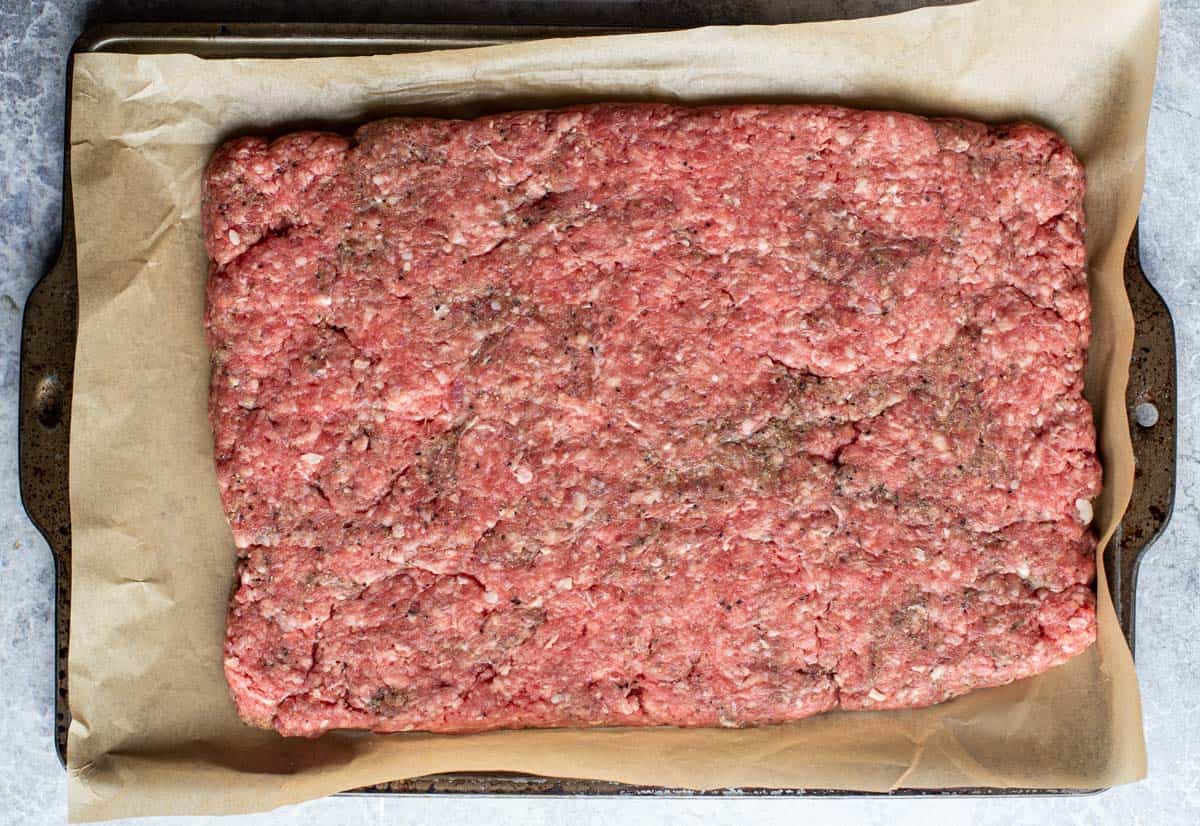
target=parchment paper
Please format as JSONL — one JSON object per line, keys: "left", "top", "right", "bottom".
{"left": 66, "top": 0, "right": 1158, "bottom": 819}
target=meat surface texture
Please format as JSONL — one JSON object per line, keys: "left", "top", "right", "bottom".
{"left": 204, "top": 103, "right": 1101, "bottom": 737}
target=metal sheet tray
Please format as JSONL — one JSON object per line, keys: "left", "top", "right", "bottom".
{"left": 19, "top": 21, "right": 1177, "bottom": 798}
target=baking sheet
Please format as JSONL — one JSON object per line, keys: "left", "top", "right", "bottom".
{"left": 65, "top": 0, "right": 1158, "bottom": 819}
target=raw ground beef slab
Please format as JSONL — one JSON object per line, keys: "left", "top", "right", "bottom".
{"left": 204, "top": 103, "right": 1101, "bottom": 737}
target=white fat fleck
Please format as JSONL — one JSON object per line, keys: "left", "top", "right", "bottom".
{"left": 514, "top": 466, "right": 533, "bottom": 485}
{"left": 913, "top": 547, "right": 926, "bottom": 562}
{"left": 433, "top": 303, "right": 450, "bottom": 320}
{"left": 555, "top": 577, "right": 574, "bottom": 591}
{"left": 484, "top": 144, "right": 513, "bottom": 164}
{"left": 313, "top": 294, "right": 332, "bottom": 307}
{"left": 740, "top": 419, "right": 757, "bottom": 437}
{"left": 631, "top": 489, "right": 663, "bottom": 506}
{"left": 550, "top": 693, "right": 565, "bottom": 705}
{"left": 371, "top": 174, "right": 386, "bottom": 186}
{"left": 483, "top": 590, "right": 500, "bottom": 605}
{"left": 227, "top": 376, "right": 240, "bottom": 388}
{"left": 227, "top": 228, "right": 241, "bottom": 245}
{"left": 300, "top": 453, "right": 323, "bottom": 466}
{"left": 868, "top": 689, "right": 887, "bottom": 702}
{"left": 931, "top": 432, "right": 949, "bottom": 452}
{"left": 572, "top": 491, "right": 588, "bottom": 513}
{"left": 931, "top": 666, "right": 946, "bottom": 680}
{"left": 353, "top": 359, "right": 371, "bottom": 370}
{"left": 1016, "top": 562, "right": 1031, "bottom": 579}
{"left": 829, "top": 503, "right": 846, "bottom": 531}
{"left": 1075, "top": 498, "right": 1094, "bottom": 525}
{"left": 1068, "top": 616, "right": 1089, "bottom": 630}
{"left": 490, "top": 300, "right": 502, "bottom": 311}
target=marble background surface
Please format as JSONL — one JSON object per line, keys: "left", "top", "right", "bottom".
{"left": 2, "top": 1, "right": 1197, "bottom": 823}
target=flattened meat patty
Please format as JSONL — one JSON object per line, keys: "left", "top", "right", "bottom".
{"left": 204, "top": 104, "right": 1101, "bottom": 736}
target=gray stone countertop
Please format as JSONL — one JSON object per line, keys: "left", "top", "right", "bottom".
{"left": 2, "top": 2, "right": 1197, "bottom": 823}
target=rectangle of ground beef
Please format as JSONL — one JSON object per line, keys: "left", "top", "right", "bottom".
{"left": 204, "top": 103, "right": 1101, "bottom": 737}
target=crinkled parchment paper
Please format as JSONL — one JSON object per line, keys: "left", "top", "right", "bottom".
{"left": 66, "top": 0, "right": 1157, "bottom": 819}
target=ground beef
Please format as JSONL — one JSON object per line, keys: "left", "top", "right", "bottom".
{"left": 204, "top": 103, "right": 1101, "bottom": 737}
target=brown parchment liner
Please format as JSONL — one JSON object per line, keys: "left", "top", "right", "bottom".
{"left": 66, "top": 0, "right": 1158, "bottom": 819}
